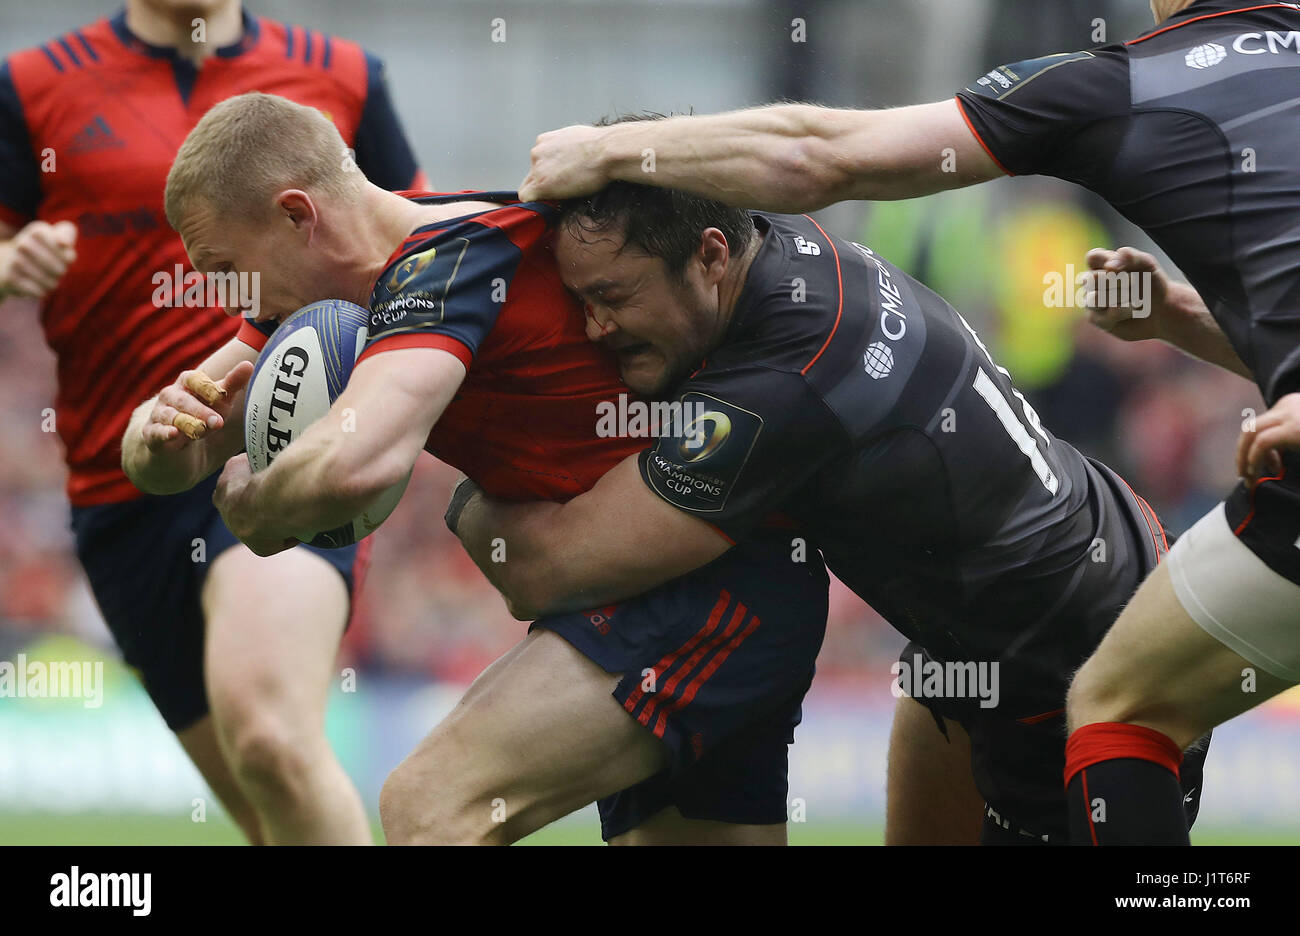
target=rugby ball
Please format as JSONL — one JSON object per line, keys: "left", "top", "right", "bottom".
{"left": 243, "top": 299, "right": 410, "bottom": 548}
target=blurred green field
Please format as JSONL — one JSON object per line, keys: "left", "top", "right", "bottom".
{"left": 0, "top": 813, "right": 1293, "bottom": 845}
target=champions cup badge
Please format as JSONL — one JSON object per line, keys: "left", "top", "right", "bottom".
{"left": 678, "top": 411, "right": 731, "bottom": 462}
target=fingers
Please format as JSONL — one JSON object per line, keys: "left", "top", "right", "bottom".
{"left": 2, "top": 221, "right": 77, "bottom": 298}
{"left": 218, "top": 360, "right": 255, "bottom": 397}
{"left": 159, "top": 378, "right": 223, "bottom": 430}
{"left": 518, "top": 171, "right": 541, "bottom": 203}
{"left": 1085, "top": 248, "right": 1115, "bottom": 271}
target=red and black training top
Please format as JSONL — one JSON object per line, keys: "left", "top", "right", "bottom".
{"left": 0, "top": 10, "right": 426, "bottom": 505}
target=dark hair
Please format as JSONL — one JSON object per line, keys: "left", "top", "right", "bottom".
{"left": 559, "top": 115, "right": 756, "bottom": 280}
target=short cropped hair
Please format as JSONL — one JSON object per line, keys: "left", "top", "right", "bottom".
{"left": 165, "top": 91, "right": 358, "bottom": 229}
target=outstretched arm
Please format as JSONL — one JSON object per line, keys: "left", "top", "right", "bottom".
{"left": 448, "top": 454, "right": 731, "bottom": 619}
{"left": 519, "top": 100, "right": 1003, "bottom": 211}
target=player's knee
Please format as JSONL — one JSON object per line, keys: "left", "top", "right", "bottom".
{"left": 1067, "top": 651, "right": 1166, "bottom": 733}
{"left": 221, "top": 712, "right": 313, "bottom": 799}
{"left": 379, "top": 762, "right": 490, "bottom": 846}
{"left": 380, "top": 730, "right": 514, "bottom": 845}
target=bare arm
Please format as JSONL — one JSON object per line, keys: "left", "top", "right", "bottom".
{"left": 449, "top": 454, "right": 732, "bottom": 619}
{"left": 519, "top": 100, "right": 1003, "bottom": 211}
{"left": 213, "top": 347, "right": 464, "bottom": 553}
{"left": 121, "top": 337, "right": 257, "bottom": 494}
{"left": 1083, "top": 247, "right": 1252, "bottom": 381}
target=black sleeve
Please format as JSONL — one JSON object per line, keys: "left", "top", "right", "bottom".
{"left": 352, "top": 52, "right": 422, "bottom": 191}
{"left": 0, "top": 61, "right": 41, "bottom": 225}
{"left": 637, "top": 365, "right": 845, "bottom": 540}
{"left": 364, "top": 219, "right": 523, "bottom": 362}
{"left": 955, "top": 48, "right": 1128, "bottom": 177}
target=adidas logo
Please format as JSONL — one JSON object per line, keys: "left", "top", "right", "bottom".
{"left": 68, "top": 116, "right": 126, "bottom": 154}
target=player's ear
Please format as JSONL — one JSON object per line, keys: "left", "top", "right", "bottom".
{"left": 698, "top": 228, "right": 729, "bottom": 284}
{"left": 276, "top": 189, "right": 318, "bottom": 234}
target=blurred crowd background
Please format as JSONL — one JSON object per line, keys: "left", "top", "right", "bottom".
{"left": 0, "top": 0, "right": 1265, "bottom": 688}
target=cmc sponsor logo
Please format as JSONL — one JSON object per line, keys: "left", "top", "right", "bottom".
{"left": 1232, "top": 30, "right": 1300, "bottom": 55}
{"left": 1185, "top": 42, "right": 1227, "bottom": 68}
{"left": 863, "top": 341, "right": 894, "bottom": 379}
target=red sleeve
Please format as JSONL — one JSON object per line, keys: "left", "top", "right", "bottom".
{"left": 356, "top": 332, "right": 473, "bottom": 370}
{"left": 236, "top": 318, "right": 272, "bottom": 351}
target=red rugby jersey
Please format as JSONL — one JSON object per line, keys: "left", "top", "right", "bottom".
{"left": 0, "top": 10, "right": 425, "bottom": 506}
{"left": 239, "top": 193, "right": 644, "bottom": 501}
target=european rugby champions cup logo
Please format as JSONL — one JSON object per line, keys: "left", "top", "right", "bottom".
{"left": 387, "top": 245, "right": 439, "bottom": 292}
{"left": 646, "top": 392, "right": 764, "bottom": 513}
{"left": 677, "top": 409, "right": 731, "bottom": 462}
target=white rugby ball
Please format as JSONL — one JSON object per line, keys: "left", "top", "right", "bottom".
{"left": 243, "top": 299, "right": 410, "bottom": 548}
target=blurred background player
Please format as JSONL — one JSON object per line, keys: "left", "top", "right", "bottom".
{"left": 0, "top": 0, "right": 424, "bottom": 843}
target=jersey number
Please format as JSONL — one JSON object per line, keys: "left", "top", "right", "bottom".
{"left": 972, "top": 367, "right": 1059, "bottom": 495}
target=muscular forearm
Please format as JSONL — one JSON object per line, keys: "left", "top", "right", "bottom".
{"left": 592, "top": 103, "right": 986, "bottom": 211}
{"left": 1155, "top": 282, "right": 1253, "bottom": 380}
{"left": 241, "top": 427, "right": 399, "bottom": 540}
{"left": 121, "top": 398, "right": 212, "bottom": 494}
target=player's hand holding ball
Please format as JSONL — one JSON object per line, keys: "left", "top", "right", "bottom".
{"left": 519, "top": 124, "right": 610, "bottom": 201}
{"left": 142, "top": 362, "right": 255, "bottom": 453}
{"left": 0, "top": 220, "right": 77, "bottom": 300}
{"left": 213, "top": 452, "right": 298, "bottom": 557}
{"left": 1081, "top": 246, "right": 1168, "bottom": 342}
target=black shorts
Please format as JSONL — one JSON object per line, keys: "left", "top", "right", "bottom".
{"left": 900, "top": 458, "right": 1208, "bottom": 843}
{"left": 1224, "top": 450, "right": 1300, "bottom": 586}
{"left": 903, "top": 640, "right": 1209, "bottom": 845}
{"left": 530, "top": 535, "right": 829, "bottom": 841}
{"left": 71, "top": 473, "right": 364, "bottom": 732}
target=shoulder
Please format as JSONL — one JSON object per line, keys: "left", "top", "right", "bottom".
{"left": 4, "top": 20, "right": 119, "bottom": 95}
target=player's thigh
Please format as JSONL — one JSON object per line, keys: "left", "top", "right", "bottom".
{"left": 201, "top": 543, "right": 349, "bottom": 719}
{"left": 886, "top": 694, "right": 983, "bottom": 845}
{"left": 1069, "top": 544, "right": 1294, "bottom": 746}
{"left": 391, "top": 629, "right": 668, "bottom": 834}
{"left": 610, "top": 807, "right": 785, "bottom": 845}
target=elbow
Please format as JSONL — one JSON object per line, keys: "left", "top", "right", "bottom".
{"left": 500, "top": 567, "right": 559, "bottom": 622}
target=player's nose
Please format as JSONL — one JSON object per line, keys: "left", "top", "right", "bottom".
{"left": 585, "top": 306, "right": 617, "bottom": 342}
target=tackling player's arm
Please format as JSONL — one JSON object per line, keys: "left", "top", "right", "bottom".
{"left": 213, "top": 347, "right": 464, "bottom": 555}
{"left": 520, "top": 101, "right": 1001, "bottom": 211}
{"left": 452, "top": 367, "right": 839, "bottom": 619}
{"left": 1084, "top": 246, "right": 1252, "bottom": 380}
{"left": 121, "top": 337, "right": 258, "bottom": 495}
{"left": 449, "top": 454, "right": 732, "bottom": 619}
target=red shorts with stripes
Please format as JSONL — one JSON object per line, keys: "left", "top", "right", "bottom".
{"left": 529, "top": 534, "right": 828, "bottom": 839}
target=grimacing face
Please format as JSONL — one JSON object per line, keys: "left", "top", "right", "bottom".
{"left": 178, "top": 198, "right": 328, "bottom": 322}
{"left": 555, "top": 223, "right": 723, "bottom": 397}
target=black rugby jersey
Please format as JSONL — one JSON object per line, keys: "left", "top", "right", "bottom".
{"left": 957, "top": 0, "right": 1300, "bottom": 404}
{"left": 638, "top": 213, "right": 1162, "bottom": 664}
